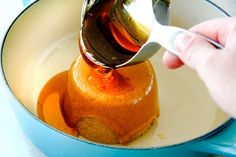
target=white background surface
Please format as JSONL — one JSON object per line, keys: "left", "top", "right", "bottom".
{"left": 0, "top": 0, "right": 235, "bottom": 157}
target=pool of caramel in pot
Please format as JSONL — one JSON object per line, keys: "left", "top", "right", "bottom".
{"left": 37, "top": 71, "right": 78, "bottom": 136}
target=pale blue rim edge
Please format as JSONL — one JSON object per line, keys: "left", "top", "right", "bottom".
{"left": 0, "top": 0, "right": 233, "bottom": 151}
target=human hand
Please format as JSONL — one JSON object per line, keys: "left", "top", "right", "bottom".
{"left": 162, "top": 17, "right": 236, "bottom": 118}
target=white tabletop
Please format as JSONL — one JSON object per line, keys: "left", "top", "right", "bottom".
{"left": 0, "top": 1, "right": 235, "bottom": 157}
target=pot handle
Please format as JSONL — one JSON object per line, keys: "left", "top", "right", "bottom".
{"left": 192, "top": 119, "right": 236, "bottom": 157}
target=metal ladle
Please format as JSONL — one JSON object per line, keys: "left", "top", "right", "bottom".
{"left": 80, "top": 0, "right": 223, "bottom": 68}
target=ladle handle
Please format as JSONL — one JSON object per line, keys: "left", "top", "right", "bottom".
{"left": 152, "top": 23, "right": 224, "bottom": 56}
{"left": 197, "top": 33, "right": 224, "bottom": 49}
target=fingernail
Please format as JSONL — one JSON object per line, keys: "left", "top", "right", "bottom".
{"left": 175, "top": 33, "right": 193, "bottom": 53}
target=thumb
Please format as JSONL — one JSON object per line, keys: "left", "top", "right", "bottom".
{"left": 175, "top": 32, "right": 217, "bottom": 71}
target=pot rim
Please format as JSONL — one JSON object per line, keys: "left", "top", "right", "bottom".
{"left": 0, "top": 0, "right": 232, "bottom": 151}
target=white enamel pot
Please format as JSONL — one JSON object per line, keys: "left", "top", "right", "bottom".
{"left": 1, "top": 0, "right": 236, "bottom": 156}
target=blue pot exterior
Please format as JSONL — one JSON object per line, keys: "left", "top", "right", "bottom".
{"left": 192, "top": 120, "right": 236, "bottom": 157}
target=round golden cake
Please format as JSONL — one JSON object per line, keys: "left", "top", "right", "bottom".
{"left": 63, "top": 56, "right": 159, "bottom": 144}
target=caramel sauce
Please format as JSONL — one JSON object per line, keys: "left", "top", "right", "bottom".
{"left": 80, "top": 0, "right": 145, "bottom": 67}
